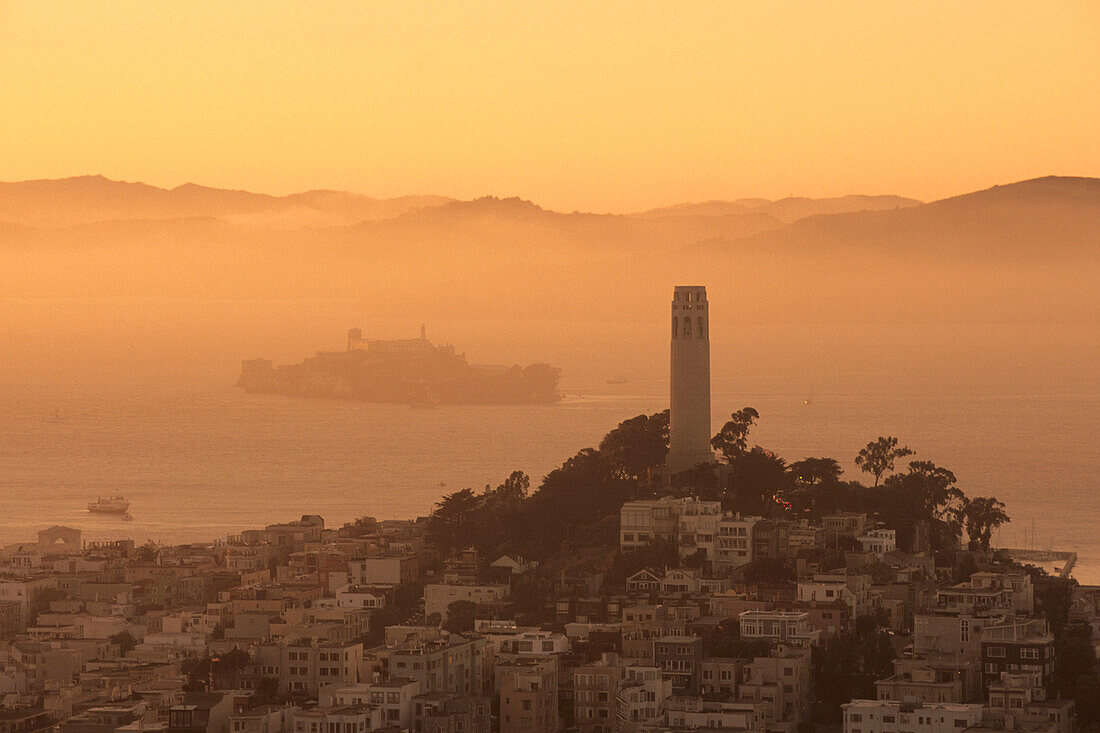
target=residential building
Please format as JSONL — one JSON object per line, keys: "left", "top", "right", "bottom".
{"left": 737, "top": 646, "right": 811, "bottom": 733}
{"left": 859, "top": 530, "right": 897, "bottom": 560}
{"left": 653, "top": 636, "right": 703, "bottom": 694}
{"left": 326, "top": 679, "right": 420, "bottom": 729}
{"left": 498, "top": 663, "right": 558, "bottom": 733}
{"left": 715, "top": 515, "right": 759, "bottom": 573}
{"left": 423, "top": 584, "right": 508, "bottom": 621}
{"left": 616, "top": 665, "right": 670, "bottom": 733}
{"left": 665, "top": 698, "right": 768, "bottom": 731}
{"left": 739, "top": 611, "right": 821, "bottom": 647}
{"left": 290, "top": 705, "right": 380, "bottom": 733}
{"left": 841, "top": 700, "right": 983, "bottom": 733}
{"left": 574, "top": 654, "right": 626, "bottom": 733}
{"left": 387, "top": 633, "right": 493, "bottom": 697}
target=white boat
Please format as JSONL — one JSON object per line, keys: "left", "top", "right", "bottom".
{"left": 88, "top": 496, "right": 130, "bottom": 514}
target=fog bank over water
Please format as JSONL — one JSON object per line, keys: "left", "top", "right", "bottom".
{"left": 1, "top": 298, "right": 1095, "bottom": 398}
{"left": 1, "top": 297, "right": 1096, "bottom": 584}
{"left": 1, "top": 174, "right": 1096, "bottom": 582}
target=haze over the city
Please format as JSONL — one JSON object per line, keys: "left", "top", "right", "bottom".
{"left": 0, "top": 1, "right": 1097, "bottom": 587}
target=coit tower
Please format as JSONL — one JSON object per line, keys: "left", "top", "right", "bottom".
{"left": 667, "top": 285, "right": 713, "bottom": 475}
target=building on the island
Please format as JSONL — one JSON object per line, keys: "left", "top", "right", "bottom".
{"left": 667, "top": 285, "right": 713, "bottom": 475}
{"left": 841, "top": 699, "right": 983, "bottom": 733}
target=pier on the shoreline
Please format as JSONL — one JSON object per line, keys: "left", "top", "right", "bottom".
{"left": 1000, "top": 547, "right": 1078, "bottom": 578}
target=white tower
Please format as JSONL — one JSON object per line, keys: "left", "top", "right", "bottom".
{"left": 667, "top": 285, "right": 713, "bottom": 474}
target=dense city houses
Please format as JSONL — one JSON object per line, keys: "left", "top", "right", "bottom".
{"left": 0, "top": 499, "right": 1094, "bottom": 733}
{"left": 0, "top": 287, "right": 1094, "bottom": 732}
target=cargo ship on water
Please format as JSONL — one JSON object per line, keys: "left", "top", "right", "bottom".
{"left": 237, "top": 327, "right": 561, "bottom": 406}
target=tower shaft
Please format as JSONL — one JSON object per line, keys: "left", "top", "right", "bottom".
{"left": 667, "top": 285, "right": 713, "bottom": 475}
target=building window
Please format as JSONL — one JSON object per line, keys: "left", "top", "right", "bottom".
{"left": 683, "top": 317, "right": 692, "bottom": 338}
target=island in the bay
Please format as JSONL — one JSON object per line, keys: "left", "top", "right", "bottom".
{"left": 237, "top": 327, "right": 561, "bottom": 405}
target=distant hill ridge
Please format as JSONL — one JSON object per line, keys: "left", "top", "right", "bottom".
{"left": 0, "top": 175, "right": 929, "bottom": 228}
{"left": 0, "top": 175, "right": 452, "bottom": 228}
{"left": 0, "top": 174, "right": 1095, "bottom": 324}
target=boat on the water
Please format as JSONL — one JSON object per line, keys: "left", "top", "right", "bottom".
{"left": 87, "top": 496, "right": 130, "bottom": 514}
{"left": 606, "top": 376, "right": 627, "bottom": 385}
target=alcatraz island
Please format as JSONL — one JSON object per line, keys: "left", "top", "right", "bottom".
{"left": 237, "top": 326, "right": 561, "bottom": 405}
{"left": 1, "top": 286, "right": 1094, "bottom": 733}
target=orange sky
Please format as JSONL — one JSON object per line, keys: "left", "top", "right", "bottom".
{"left": 2, "top": 1, "right": 1097, "bottom": 212}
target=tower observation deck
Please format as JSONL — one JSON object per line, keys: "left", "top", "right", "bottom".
{"left": 667, "top": 285, "right": 714, "bottom": 475}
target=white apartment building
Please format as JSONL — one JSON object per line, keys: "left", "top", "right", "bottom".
{"left": 325, "top": 678, "right": 420, "bottom": 729}
{"left": 291, "top": 705, "right": 381, "bottom": 733}
{"left": 666, "top": 698, "right": 768, "bottom": 731}
{"left": 676, "top": 501, "right": 721, "bottom": 562}
{"left": 716, "top": 515, "right": 760, "bottom": 573}
{"left": 739, "top": 611, "right": 821, "bottom": 647}
{"left": 616, "top": 666, "right": 671, "bottom": 733}
{"left": 738, "top": 646, "right": 812, "bottom": 733}
{"left": 859, "top": 529, "right": 897, "bottom": 559}
{"left": 334, "top": 586, "right": 387, "bottom": 610}
{"left": 619, "top": 498, "right": 720, "bottom": 556}
{"left": 798, "top": 573, "right": 872, "bottom": 618}
{"left": 842, "top": 700, "right": 983, "bottom": 733}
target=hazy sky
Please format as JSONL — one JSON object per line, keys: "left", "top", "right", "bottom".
{"left": 2, "top": 1, "right": 1097, "bottom": 211}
